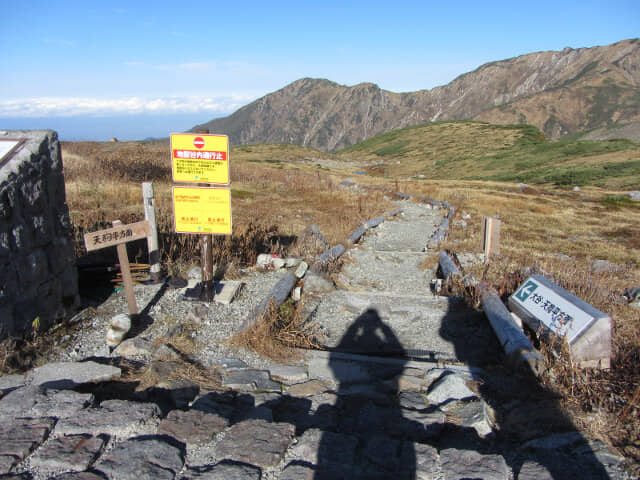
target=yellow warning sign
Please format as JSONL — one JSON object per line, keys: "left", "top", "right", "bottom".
{"left": 172, "top": 186, "right": 232, "bottom": 235}
{"left": 171, "top": 133, "right": 229, "bottom": 184}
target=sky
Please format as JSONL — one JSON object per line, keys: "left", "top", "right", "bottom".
{"left": 0, "top": 0, "right": 638, "bottom": 140}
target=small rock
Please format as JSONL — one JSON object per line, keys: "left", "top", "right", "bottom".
{"left": 591, "top": 259, "right": 617, "bottom": 273}
{"left": 425, "top": 373, "right": 477, "bottom": 406}
{"left": 166, "top": 276, "right": 188, "bottom": 288}
{"left": 450, "top": 400, "right": 493, "bottom": 437}
{"left": 462, "top": 212, "right": 471, "bottom": 220}
{"left": 626, "top": 190, "right": 640, "bottom": 201}
{"left": 269, "top": 365, "right": 308, "bottom": 385}
{"left": 573, "top": 186, "right": 581, "bottom": 192}
{"left": 223, "top": 369, "right": 282, "bottom": 392}
{"left": 187, "top": 266, "right": 202, "bottom": 280}
{"left": 294, "top": 261, "right": 308, "bottom": 279}
{"left": 106, "top": 314, "right": 131, "bottom": 348}
{"left": 113, "top": 337, "right": 152, "bottom": 358}
{"left": 256, "top": 253, "right": 272, "bottom": 268}
{"left": 285, "top": 257, "right": 302, "bottom": 268}
{"left": 292, "top": 286, "right": 302, "bottom": 301}
{"left": 216, "top": 358, "right": 248, "bottom": 371}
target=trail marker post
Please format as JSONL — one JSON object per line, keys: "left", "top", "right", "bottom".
{"left": 142, "top": 182, "right": 162, "bottom": 283}
{"left": 84, "top": 220, "right": 152, "bottom": 315}
{"left": 482, "top": 217, "right": 501, "bottom": 262}
{"left": 170, "top": 129, "right": 232, "bottom": 302}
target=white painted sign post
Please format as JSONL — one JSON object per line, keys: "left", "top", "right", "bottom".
{"left": 509, "top": 274, "right": 611, "bottom": 368}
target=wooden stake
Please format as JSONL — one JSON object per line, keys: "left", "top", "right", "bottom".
{"left": 113, "top": 220, "right": 138, "bottom": 315}
{"left": 483, "top": 217, "right": 501, "bottom": 262}
{"left": 195, "top": 128, "right": 215, "bottom": 302}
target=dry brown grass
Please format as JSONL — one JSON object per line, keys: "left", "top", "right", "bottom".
{"left": 62, "top": 141, "right": 391, "bottom": 272}
{"left": 228, "top": 298, "right": 320, "bottom": 363}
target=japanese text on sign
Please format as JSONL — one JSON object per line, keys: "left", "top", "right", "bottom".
{"left": 511, "top": 276, "right": 594, "bottom": 342}
{"left": 171, "top": 133, "right": 229, "bottom": 184}
{"left": 84, "top": 220, "right": 152, "bottom": 252}
{"left": 172, "top": 186, "right": 232, "bottom": 235}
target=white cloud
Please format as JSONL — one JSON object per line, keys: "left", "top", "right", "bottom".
{"left": 0, "top": 94, "right": 258, "bottom": 118}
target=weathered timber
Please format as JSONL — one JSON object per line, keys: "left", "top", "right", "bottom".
{"left": 241, "top": 271, "right": 297, "bottom": 331}
{"left": 438, "top": 252, "right": 461, "bottom": 278}
{"left": 478, "top": 282, "right": 542, "bottom": 374}
{"left": 142, "top": 182, "right": 162, "bottom": 283}
{"left": 364, "top": 216, "right": 385, "bottom": 229}
{"left": 312, "top": 244, "right": 346, "bottom": 272}
{"left": 346, "top": 225, "right": 366, "bottom": 245}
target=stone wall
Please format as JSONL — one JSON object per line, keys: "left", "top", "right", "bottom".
{"left": 0, "top": 130, "right": 79, "bottom": 339}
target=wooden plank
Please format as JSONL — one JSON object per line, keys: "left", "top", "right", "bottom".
{"left": 84, "top": 220, "right": 151, "bottom": 252}
{"left": 112, "top": 221, "right": 138, "bottom": 315}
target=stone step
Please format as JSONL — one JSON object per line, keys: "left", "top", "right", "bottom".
{"left": 340, "top": 250, "right": 435, "bottom": 295}
{"left": 308, "top": 291, "right": 495, "bottom": 364}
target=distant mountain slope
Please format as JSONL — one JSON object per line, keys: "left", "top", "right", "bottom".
{"left": 194, "top": 39, "right": 640, "bottom": 151}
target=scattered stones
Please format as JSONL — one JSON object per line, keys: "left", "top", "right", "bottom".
{"left": 215, "top": 419, "right": 295, "bottom": 468}
{"left": 154, "top": 379, "right": 200, "bottom": 408}
{"left": 29, "top": 434, "right": 106, "bottom": 472}
{"left": 158, "top": 409, "right": 228, "bottom": 445}
{"left": 215, "top": 358, "right": 248, "bottom": 371}
{"left": 95, "top": 437, "right": 184, "bottom": 480}
{"left": 449, "top": 400, "right": 493, "bottom": 437}
{"left": 105, "top": 314, "right": 131, "bottom": 348}
{"left": 27, "top": 361, "right": 121, "bottom": 389}
{"left": 28, "top": 389, "right": 94, "bottom": 419}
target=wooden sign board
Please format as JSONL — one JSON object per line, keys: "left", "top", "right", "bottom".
{"left": 170, "top": 133, "right": 229, "bottom": 185}
{"left": 84, "top": 220, "right": 151, "bottom": 252}
{"left": 509, "top": 274, "right": 611, "bottom": 368}
{"left": 172, "top": 186, "right": 232, "bottom": 235}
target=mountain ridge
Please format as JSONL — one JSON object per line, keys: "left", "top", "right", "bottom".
{"left": 194, "top": 39, "right": 640, "bottom": 151}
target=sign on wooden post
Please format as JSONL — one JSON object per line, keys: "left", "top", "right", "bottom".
{"left": 170, "top": 130, "right": 232, "bottom": 302}
{"left": 482, "top": 217, "right": 501, "bottom": 262}
{"left": 84, "top": 220, "right": 151, "bottom": 315}
{"left": 509, "top": 274, "right": 611, "bottom": 369}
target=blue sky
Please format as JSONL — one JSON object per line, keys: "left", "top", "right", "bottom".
{"left": 0, "top": 0, "right": 638, "bottom": 140}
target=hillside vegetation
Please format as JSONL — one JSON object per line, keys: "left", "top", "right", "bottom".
{"left": 339, "top": 121, "right": 640, "bottom": 189}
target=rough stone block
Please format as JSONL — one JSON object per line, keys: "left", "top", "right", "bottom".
{"left": 96, "top": 437, "right": 184, "bottom": 480}
{"left": 0, "top": 417, "right": 56, "bottom": 460}
{"left": 215, "top": 419, "right": 294, "bottom": 467}
{"left": 158, "top": 409, "right": 228, "bottom": 445}
{"left": 29, "top": 434, "right": 106, "bottom": 472}
{"left": 440, "top": 448, "right": 509, "bottom": 480}
{"left": 180, "top": 461, "right": 262, "bottom": 480}
{"left": 288, "top": 428, "right": 358, "bottom": 467}
{"left": 27, "top": 361, "right": 121, "bottom": 389}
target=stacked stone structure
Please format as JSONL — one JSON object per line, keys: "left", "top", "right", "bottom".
{"left": 0, "top": 130, "right": 79, "bottom": 339}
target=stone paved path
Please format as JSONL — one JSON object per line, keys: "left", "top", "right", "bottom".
{"left": 0, "top": 201, "right": 630, "bottom": 479}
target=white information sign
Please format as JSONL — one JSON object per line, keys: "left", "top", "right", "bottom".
{"left": 0, "top": 139, "right": 22, "bottom": 162}
{"left": 510, "top": 275, "right": 595, "bottom": 343}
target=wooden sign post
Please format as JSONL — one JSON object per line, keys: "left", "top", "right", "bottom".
{"left": 84, "top": 220, "right": 152, "bottom": 315}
